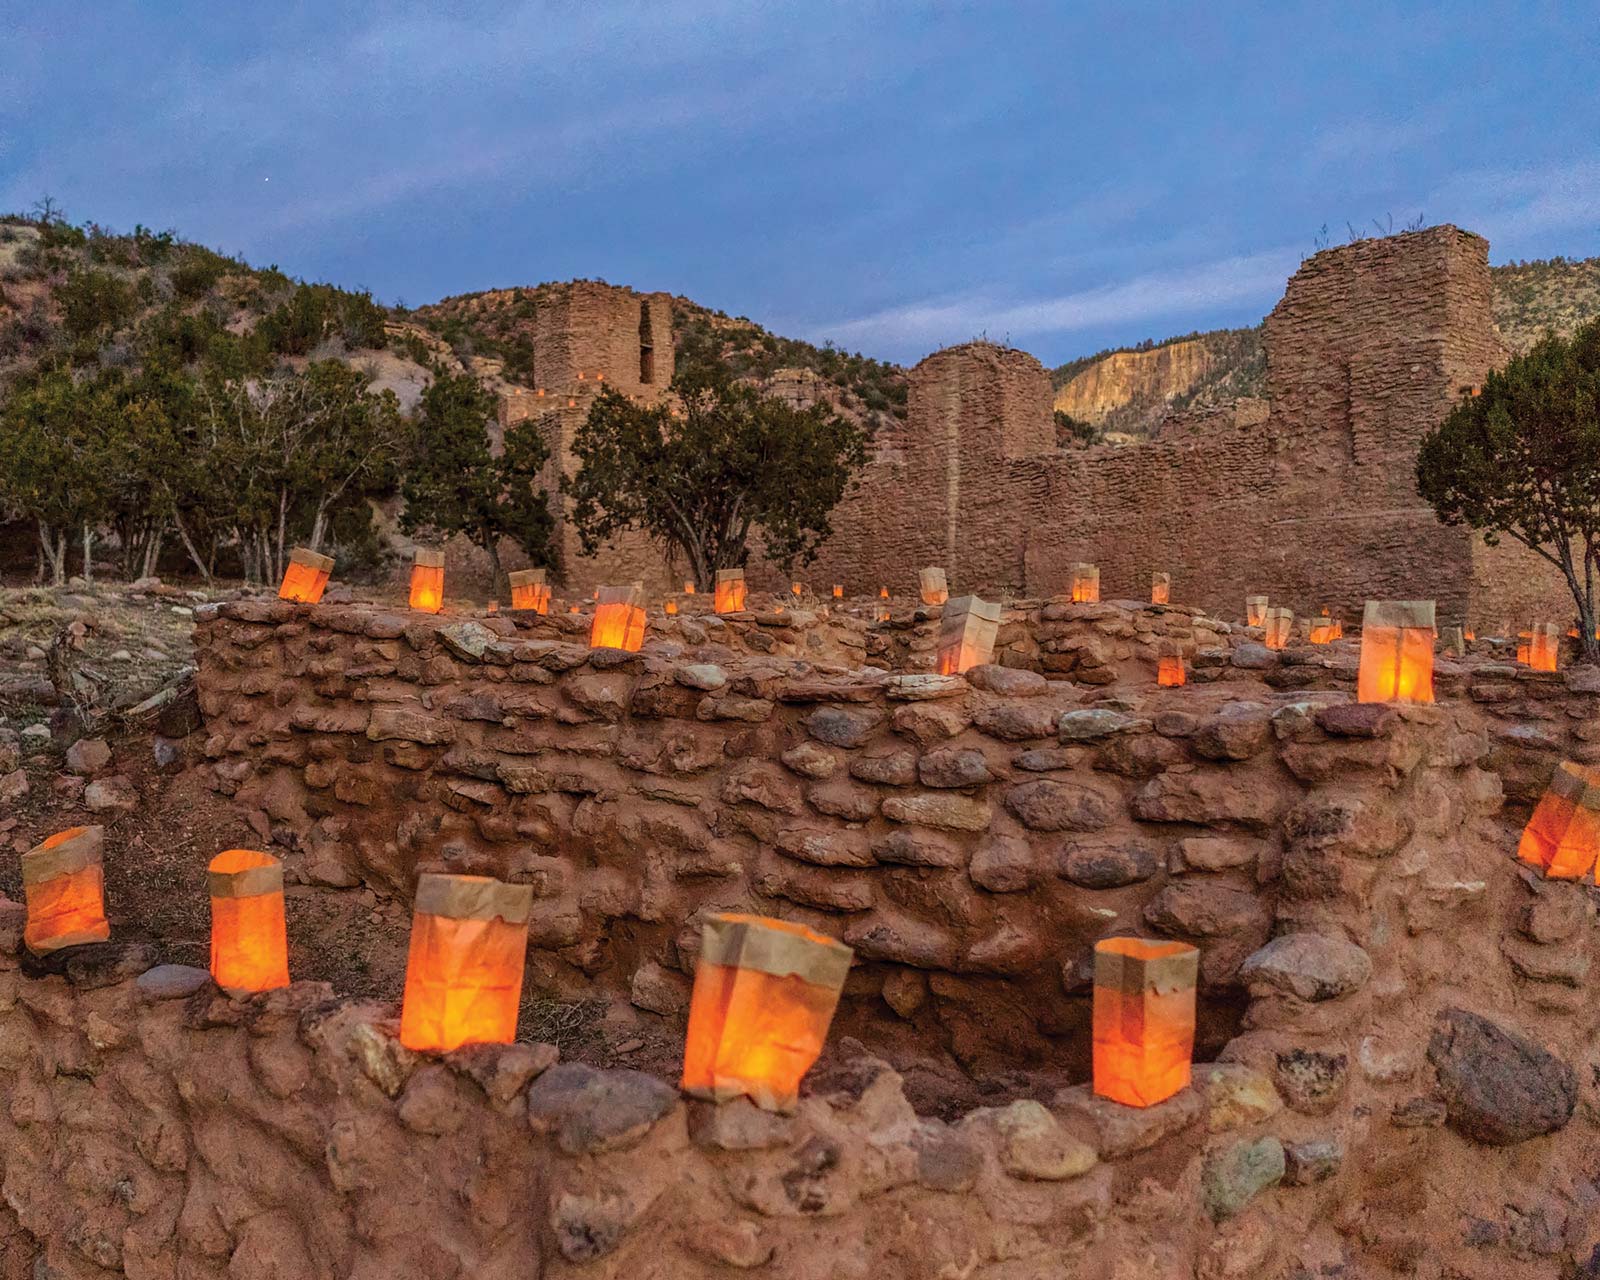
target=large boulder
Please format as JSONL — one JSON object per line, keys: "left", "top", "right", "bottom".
{"left": 1427, "top": 1008, "right": 1575, "bottom": 1145}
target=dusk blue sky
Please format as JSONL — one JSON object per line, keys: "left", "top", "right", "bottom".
{"left": 3, "top": 2, "right": 1598, "bottom": 367}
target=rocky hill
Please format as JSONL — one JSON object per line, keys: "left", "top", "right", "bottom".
{"left": 1049, "top": 254, "right": 1600, "bottom": 442}
{"left": 412, "top": 287, "right": 909, "bottom": 434}
{"left": 0, "top": 215, "right": 412, "bottom": 392}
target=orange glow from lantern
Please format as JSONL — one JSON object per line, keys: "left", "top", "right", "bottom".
{"left": 21, "top": 826, "right": 110, "bottom": 954}
{"left": 567, "top": 398, "right": 577, "bottom": 407}
{"left": 208, "top": 849, "right": 290, "bottom": 995}
{"left": 1069, "top": 562, "right": 1100, "bottom": 603}
{"left": 1092, "top": 936, "right": 1198, "bottom": 1108}
{"left": 278, "top": 547, "right": 334, "bottom": 604}
{"left": 400, "top": 874, "right": 533, "bottom": 1053}
{"left": 589, "top": 584, "right": 646, "bottom": 651}
{"left": 879, "top": 586, "right": 889, "bottom": 599}
{"left": 1245, "top": 595, "right": 1268, "bottom": 627}
{"left": 1518, "top": 762, "right": 1600, "bottom": 879}
{"left": 681, "top": 913, "right": 852, "bottom": 1113}
{"left": 1307, "top": 617, "right": 1338, "bottom": 645}
{"left": 1262, "top": 607, "right": 1293, "bottom": 650}
{"left": 833, "top": 585, "right": 843, "bottom": 598}
{"left": 1357, "top": 600, "right": 1435, "bottom": 704}
{"left": 409, "top": 549, "right": 445, "bottom": 613}
{"left": 684, "top": 581, "right": 695, "bottom": 595}
{"left": 714, "top": 569, "right": 747, "bottom": 614}
{"left": 919, "top": 566, "right": 949, "bottom": 606}
{"left": 1465, "top": 627, "right": 1476, "bottom": 642}
{"left": 1157, "top": 655, "right": 1185, "bottom": 686}
{"left": 508, "top": 568, "right": 550, "bottom": 614}
{"left": 792, "top": 582, "right": 803, "bottom": 597}
{"left": 1151, "top": 573, "right": 1170, "bottom": 605}
{"left": 934, "top": 596, "right": 1002, "bottom": 675}
{"left": 665, "top": 599, "right": 678, "bottom": 615}
{"left": 1527, "top": 622, "right": 1559, "bottom": 672}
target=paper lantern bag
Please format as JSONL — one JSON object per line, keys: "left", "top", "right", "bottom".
{"left": 1262, "top": 607, "right": 1294, "bottom": 650}
{"left": 1528, "top": 621, "right": 1560, "bottom": 672}
{"left": 1151, "top": 572, "right": 1170, "bottom": 605}
{"left": 1069, "top": 562, "right": 1100, "bottom": 604}
{"left": 410, "top": 548, "right": 445, "bottom": 613}
{"left": 682, "top": 914, "right": 853, "bottom": 1113}
{"left": 399, "top": 874, "right": 534, "bottom": 1053}
{"left": 209, "top": 849, "right": 290, "bottom": 995}
{"left": 935, "top": 595, "right": 1003, "bottom": 675}
{"left": 590, "top": 584, "right": 646, "bottom": 651}
{"left": 1093, "top": 937, "right": 1198, "bottom": 1108}
{"left": 508, "top": 568, "right": 550, "bottom": 614}
{"left": 1156, "top": 641, "right": 1185, "bottom": 687}
{"left": 1357, "top": 600, "right": 1436, "bottom": 704}
{"left": 918, "top": 566, "right": 949, "bottom": 606}
{"left": 1245, "top": 595, "right": 1268, "bottom": 627}
{"left": 278, "top": 547, "right": 334, "bottom": 604}
{"left": 714, "top": 568, "right": 747, "bottom": 614}
{"left": 22, "top": 826, "right": 111, "bottom": 954}
{"left": 1518, "top": 761, "right": 1600, "bottom": 880}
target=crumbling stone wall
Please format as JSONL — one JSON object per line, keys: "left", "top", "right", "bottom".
{"left": 190, "top": 598, "right": 1573, "bottom": 1084}
{"left": 7, "top": 604, "right": 1600, "bottom": 1275}
{"left": 791, "top": 227, "right": 1571, "bottom": 628}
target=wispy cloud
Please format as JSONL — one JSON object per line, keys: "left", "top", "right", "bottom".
{"left": 809, "top": 246, "right": 1301, "bottom": 356}
{"left": 1434, "top": 157, "right": 1600, "bottom": 249}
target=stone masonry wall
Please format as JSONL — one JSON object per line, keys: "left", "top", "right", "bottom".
{"left": 7, "top": 600, "right": 1600, "bottom": 1275}
{"left": 786, "top": 227, "right": 1570, "bottom": 628}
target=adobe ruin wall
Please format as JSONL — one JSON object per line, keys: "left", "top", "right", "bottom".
{"left": 791, "top": 226, "right": 1572, "bottom": 628}
{"left": 491, "top": 231, "right": 1572, "bottom": 628}
{"left": 5, "top": 598, "right": 1600, "bottom": 1275}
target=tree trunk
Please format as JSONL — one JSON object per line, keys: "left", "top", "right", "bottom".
{"left": 481, "top": 532, "right": 506, "bottom": 599}
{"left": 172, "top": 512, "right": 213, "bottom": 583}
{"left": 81, "top": 524, "right": 94, "bottom": 585}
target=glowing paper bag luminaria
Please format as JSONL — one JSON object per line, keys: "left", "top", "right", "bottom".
{"left": 277, "top": 547, "right": 334, "bottom": 604}
{"left": 1527, "top": 621, "right": 1560, "bottom": 672}
{"left": 1245, "top": 595, "right": 1268, "bottom": 627}
{"left": 1151, "top": 572, "right": 1171, "bottom": 605}
{"left": 681, "top": 913, "right": 853, "bottom": 1113}
{"left": 208, "top": 849, "right": 290, "bottom": 995}
{"left": 589, "top": 583, "right": 647, "bottom": 651}
{"left": 409, "top": 548, "right": 446, "bottom": 613}
{"left": 935, "top": 595, "right": 1003, "bottom": 675}
{"left": 918, "top": 566, "right": 949, "bottom": 606}
{"left": 508, "top": 567, "right": 550, "bottom": 614}
{"left": 1092, "top": 936, "right": 1198, "bottom": 1108}
{"left": 1069, "top": 562, "right": 1100, "bottom": 604}
{"left": 1438, "top": 625, "right": 1465, "bottom": 658}
{"left": 714, "top": 568, "right": 747, "bottom": 614}
{"left": 1307, "top": 615, "right": 1339, "bottom": 645}
{"left": 1156, "top": 642, "right": 1185, "bottom": 687}
{"left": 21, "top": 826, "right": 111, "bottom": 954}
{"left": 832, "top": 584, "right": 844, "bottom": 599}
{"left": 1518, "top": 761, "right": 1600, "bottom": 879}
{"left": 399, "top": 874, "right": 534, "bottom": 1053}
{"left": 1262, "top": 606, "right": 1294, "bottom": 651}
{"left": 1356, "top": 600, "right": 1436, "bottom": 705}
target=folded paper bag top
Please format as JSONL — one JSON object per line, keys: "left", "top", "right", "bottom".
{"left": 22, "top": 825, "right": 111, "bottom": 954}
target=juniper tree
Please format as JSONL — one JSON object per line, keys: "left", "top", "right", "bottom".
{"left": 1417, "top": 317, "right": 1600, "bottom": 662}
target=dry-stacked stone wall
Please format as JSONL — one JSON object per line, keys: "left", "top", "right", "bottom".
{"left": 8, "top": 604, "right": 1600, "bottom": 1274}
{"left": 189, "top": 599, "right": 1584, "bottom": 1087}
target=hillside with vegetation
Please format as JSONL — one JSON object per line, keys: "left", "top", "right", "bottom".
{"left": 0, "top": 209, "right": 500, "bottom": 587}
{"left": 1047, "top": 255, "right": 1600, "bottom": 442}
{"left": 412, "top": 287, "right": 909, "bottom": 435}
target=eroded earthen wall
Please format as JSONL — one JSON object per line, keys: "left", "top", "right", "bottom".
{"left": 794, "top": 227, "right": 1563, "bottom": 627}
{"left": 7, "top": 601, "right": 1600, "bottom": 1276}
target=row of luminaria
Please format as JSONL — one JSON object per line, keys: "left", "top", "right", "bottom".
{"left": 284, "top": 548, "right": 1566, "bottom": 671}
{"left": 19, "top": 826, "right": 1202, "bottom": 1113}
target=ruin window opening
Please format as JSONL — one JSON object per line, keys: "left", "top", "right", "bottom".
{"left": 639, "top": 301, "right": 655, "bottom": 384}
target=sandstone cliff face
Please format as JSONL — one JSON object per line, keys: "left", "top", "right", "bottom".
{"left": 1053, "top": 338, "right": 1214, "bottom": 426}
